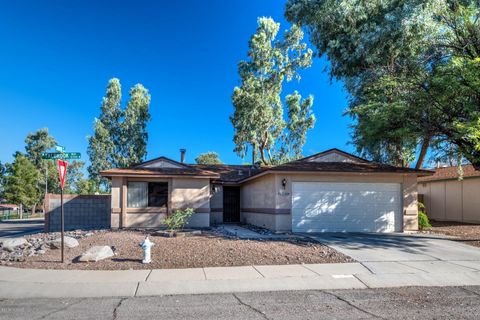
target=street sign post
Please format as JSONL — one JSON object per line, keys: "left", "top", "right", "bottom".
{"left": 57, "top": 159, "right": 68, "bottom": 263}
{"left": 41, "top": 147, "right": 80, "bottom": 263}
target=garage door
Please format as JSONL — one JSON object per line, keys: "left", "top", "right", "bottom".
{"left": 292, "top": 182, "right": 402, "bottom": 233}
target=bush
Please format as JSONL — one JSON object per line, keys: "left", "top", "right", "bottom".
{"left": 418, "top": 202, "right": 432, "bottom": 230}
{"left": 164, "top": 208, "right": 195, "bottom": 232}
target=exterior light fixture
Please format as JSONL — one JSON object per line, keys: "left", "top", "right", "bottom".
{"left": 282, "top": 178, "right": 287, "bottom": 189}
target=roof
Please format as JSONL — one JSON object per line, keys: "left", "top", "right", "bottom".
{"left": 238, "top": 161, "right": 432, "bottom": 183}
{"left": 0, "top": 204, "right": 19, "bottom": 209}
{"left": 418, "top": 165, "right": 480, "bottom": 182}
{"left": 100, "top": 167, "right": 219, "bottom": 178}
{"left": 100, "top": 149, "right": 432, "bottom": 182}
{"left": 192, "top": 164, "right": 263, "bottom": 183}
{"left": 298, "top": 148, "right": 370, "bottom": 163}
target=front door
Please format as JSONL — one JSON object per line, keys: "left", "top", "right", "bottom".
{"left": 223, "top": 187, "right": 240, "bottom": 223}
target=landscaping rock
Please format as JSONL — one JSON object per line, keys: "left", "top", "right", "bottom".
{"left": 50, "top": 236, "right": 79, "bottom": 249}
{"left": 1, "top": 238, "right": 28, "bottom": 252}
{"left": 78, "top": 246, "right": 114, "bottom": 262}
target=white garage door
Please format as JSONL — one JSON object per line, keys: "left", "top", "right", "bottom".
{"left": 292, "top": 182, "right": 402, "bottom": 233}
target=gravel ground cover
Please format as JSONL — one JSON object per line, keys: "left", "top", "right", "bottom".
{"left": 8, "top": 229, "right": 353, "bottom": 270}
{"left": 423, "top": 220, "right": 480, "bottom": 248}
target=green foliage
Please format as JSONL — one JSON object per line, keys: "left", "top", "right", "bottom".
{"left": 418, "top": 202, "right": 432, "bottom": 229}
{"left": 286, "top": 0, "right": 480, "bottom": 169}
{"left": 195, "top": 152, "right": 223, "bottom": 164}
{"left": 231, "top": 17, "right": 315, "bottom": 165}
{"left": 3, "top": 154, "right": 39, "bottom": 210}
{"left": 164, "top": 208, "right": 195, "bottom": 232}
{"left": 25, "top": 128, "right": 57, "bottom": 167}
{"left": 87, "top": 78, "right": 151, "bottom": 191}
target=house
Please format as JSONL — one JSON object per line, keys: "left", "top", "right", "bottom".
{"left": 418, "top": 165, "right": 480, "bottom": 223}
{"left": 100, "top": 148, "right": 431, "bottom": 233}
{"left": 0, "top": 204, "right": 19, "bottom": 212}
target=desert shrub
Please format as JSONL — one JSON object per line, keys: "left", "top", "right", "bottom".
{"left": 418, "top": 202, "right": 432, "bottom": 229}
{"left": 164, "top": 208, "right": 194, "bottom": 231}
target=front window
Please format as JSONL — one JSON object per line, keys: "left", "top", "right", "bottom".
{"left": 127, "top": 182, "right": 168, "bottom": 208}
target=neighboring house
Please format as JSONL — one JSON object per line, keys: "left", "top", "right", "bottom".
{"left": 0, "top": 204, "right": 19, "bottom": 211}
{"left": 100, "top": 148, "right": 430, "bottom": 233}
{"left": 418, "top": 165, "right": 480, "bottom": 224}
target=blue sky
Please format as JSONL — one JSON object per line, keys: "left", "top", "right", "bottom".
{"left": 0, "top": 0, "right": 350, "bottom": 166}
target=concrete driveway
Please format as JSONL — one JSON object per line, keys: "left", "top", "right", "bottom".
{"left": 0, "top": 218, "right": 44, "bottom": 238}
{"left": 309, "top": 233, "right": 480, "bottom": 275}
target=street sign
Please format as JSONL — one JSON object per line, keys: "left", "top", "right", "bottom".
{"left": 55, "top": 145, "right": 65, "bottom": 152}
{"left": 57, "top": 160, "right": 68, "bottom": 189}
{"left": 42, "top": 152, "right": 81, "bottom": 160}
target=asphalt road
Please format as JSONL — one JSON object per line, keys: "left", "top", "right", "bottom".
{"left": 0, "top": 219, "right": 44, "bottom": 238}
{"left": 1, "top": 286, "right": 479, "bottom": 320}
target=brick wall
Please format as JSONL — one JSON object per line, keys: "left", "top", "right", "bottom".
{"left": 44, "top": 193, "right": 111, "bottom": 232}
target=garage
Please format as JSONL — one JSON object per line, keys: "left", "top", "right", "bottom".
{"left": 292, "top": 182, "right": 402, "bottom": 233}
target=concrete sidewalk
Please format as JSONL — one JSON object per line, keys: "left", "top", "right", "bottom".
{"left": 1, "top": 260, "right": 480, "bottom": 298}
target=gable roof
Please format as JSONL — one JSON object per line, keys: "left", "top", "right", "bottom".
{"left": 418, "top": 165, "right": 480, "bottom": 182}
{"left": 298, "top": 148, "right": 371, "bottom": 163}
{"left": 131, "top": 156, "right": 189, "bottom": 169}
{"left": 101, "top": 156, "right": 219, "bottom": 178}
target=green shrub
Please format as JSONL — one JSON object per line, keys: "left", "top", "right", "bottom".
{"left": 418, "top": 202, "right": 432, "bottom": 229}
{"left": 164, "top": 208, "right": 195, "bottom": 232}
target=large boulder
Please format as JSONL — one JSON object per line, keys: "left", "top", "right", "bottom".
{"left": 50, "top": 236, "right": 79, "bottom": 249}
{"left": 78, "top": 246, "right": 114, "bottom": 262}
{"left": 1, "top": 238, "right": 28, "bottom": 252}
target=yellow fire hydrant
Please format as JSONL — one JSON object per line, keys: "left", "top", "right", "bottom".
{"left": 140, "top": 235, "right": 154, "bottom": 264}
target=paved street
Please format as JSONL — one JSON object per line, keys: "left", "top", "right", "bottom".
{"left": 0, "top": 219, "right": 44, "bottom": 238}
{"left": 0, "top": 286, "right": 479, "bottom": 320}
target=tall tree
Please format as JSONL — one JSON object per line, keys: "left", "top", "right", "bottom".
{"left": 87, "top": 78, "right": 151, "bottom": 190}
{"left": 231, "top": 17, "right": 314, "bottom": 165}
{"left": 118, "top": 84, "right": 151, "bottom": 168}
{"left": 286, "top": 0, "right": 480, "bottom": 169}
{"left": 3, "top": 153, "right": 39, "bottom": 215}
{"left": 195, "top": 152, "right": 223, "bottom": 164}
{"left": 25, "top": 128, "right": 57, "bottom": 167}
{"left": 24, "top": 128, "right": 58, "bottom": 207}
{"left": 87, "top": 78, "right": 121, "bottom": 190}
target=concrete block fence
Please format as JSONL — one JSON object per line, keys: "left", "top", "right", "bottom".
{"left": 44, "top": 193, "right": 111, "bottom": 232}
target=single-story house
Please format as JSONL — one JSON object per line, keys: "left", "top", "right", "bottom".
{"left": 100, "top": 148, "right": 431, "bottom": 233}
{"left": 0, "top": 204, "right": 19, "bottom": 211}
{"left": 418, "top": 165, "right": 480, "bottom": 223}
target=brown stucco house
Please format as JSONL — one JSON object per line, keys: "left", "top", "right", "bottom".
{"left": 418, "top": 165, "right": 480, "bottom": 224}
{"left": 100, "top": 148, "right": 431, "bottom": 233}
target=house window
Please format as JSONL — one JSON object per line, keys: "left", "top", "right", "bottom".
{"left": 127, "top": 182, "right": 168, "bottom": 208}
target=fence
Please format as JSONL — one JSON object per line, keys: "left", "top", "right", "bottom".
{"left": 44, "top": 193, "right": 111, "bottom": 232}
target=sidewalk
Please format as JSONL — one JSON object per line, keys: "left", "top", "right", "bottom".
{"left": 1, "top": 261, "right": 480, "bottom": 298}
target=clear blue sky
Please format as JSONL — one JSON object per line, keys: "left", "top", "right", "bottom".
{"left": 0, "top": 0, "right": 350, "bottom": 166}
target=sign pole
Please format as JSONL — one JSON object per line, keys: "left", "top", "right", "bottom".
{"left": 57, "top": 159, "right": 68, "bottom": 264}
{"left": 60, "top": 185, "right": 64, "bottom": 263}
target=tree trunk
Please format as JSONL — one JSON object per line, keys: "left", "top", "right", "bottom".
{"left": 19, "top": 204, "right": 23, "bottom": 220}
{"left": 415, "top": 136, "right": 431, "bottom": 169}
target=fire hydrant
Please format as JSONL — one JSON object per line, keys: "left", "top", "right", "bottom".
{"left": 140, "top": 236, "right": 154, "bottom": 264}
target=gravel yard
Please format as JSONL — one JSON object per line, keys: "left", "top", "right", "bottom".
{"left": 423, "top": 221, "right": 480, "bottom": 248}
{"left": 10, "top": 230, "right": 353, "bottom": 270}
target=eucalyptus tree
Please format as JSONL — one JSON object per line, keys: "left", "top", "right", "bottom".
{"left": 286, "top": 0, "right": 480, "bottom": 168}
{"left": 231, "top": 17, "right": 314, "bottom": 165}
{"left": 88, "top": 78, "right": 151, "bottom": 190}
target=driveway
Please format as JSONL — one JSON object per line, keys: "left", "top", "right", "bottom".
{"left": 309, "top": 233, "right": 480, "bottom": 275}
{"left": 0, "top": 218, "right": 44, "bottom": 238}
